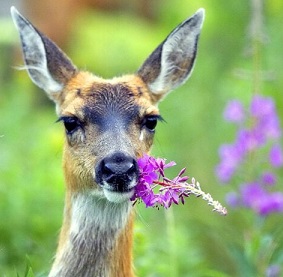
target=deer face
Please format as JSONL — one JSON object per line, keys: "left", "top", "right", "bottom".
{"left": 57, "top": 73, "right": 160, "bottom": 202}
{"left": 11, "top": 6, "right": 204, "bottom": 203}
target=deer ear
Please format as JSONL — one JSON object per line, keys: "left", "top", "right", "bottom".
{"left": 138, "top": 9, "right": 205, "bottom": 100}
{"left": 11, "top": 7, "right": 77, "bottom": 100}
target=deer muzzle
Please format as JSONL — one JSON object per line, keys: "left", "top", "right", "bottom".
{"left": 95, "top": 152, "right": 139, "bottom": 203}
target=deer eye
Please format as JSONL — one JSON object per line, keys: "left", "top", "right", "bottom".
{"left": 142, "top": 115, "right": 162, "bottom": 132}
{"left": 58, "top": 116, "right": 82, "bottom": 134}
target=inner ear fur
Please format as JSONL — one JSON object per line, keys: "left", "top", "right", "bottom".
{"left": 11, "top": 6, "right": 77, "bottom": 97}
{"left": 138, "top": 9, "right": 205, "bottom": 99}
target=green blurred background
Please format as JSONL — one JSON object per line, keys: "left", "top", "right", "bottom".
{"left": 1, "top": 0, "right": 283, "bottom": 276}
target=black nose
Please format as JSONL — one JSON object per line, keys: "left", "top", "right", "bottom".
{"left": 96, "top": 152, "right": 139, "bottom": 192}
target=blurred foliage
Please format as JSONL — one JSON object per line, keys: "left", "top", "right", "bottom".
{"left": 1, "top": 0, "right": 283, "bottom": 276}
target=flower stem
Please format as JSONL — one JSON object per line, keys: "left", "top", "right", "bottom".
{"left": 250, "top": 0, "right": 264, "bottom": 94}
{"left": 165, "top": 208, "right": 179, "bottom": 277}
{"left": 154, "top": 179, "right": 228, "bottom": 215}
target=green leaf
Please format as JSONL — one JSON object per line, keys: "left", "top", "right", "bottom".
{"left": 24, "top": 256, "right": 34, "bottom": 277}
{"left": 25, "top": 267, "right": 35, "bottom": 277}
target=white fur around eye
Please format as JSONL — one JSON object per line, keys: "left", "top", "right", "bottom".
{"left": 139, "top": 130, "right": 144, "bottom": 141}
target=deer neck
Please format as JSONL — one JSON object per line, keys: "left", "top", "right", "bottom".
{"left": 49, "top": 188, "right": 135, "bottom": 277}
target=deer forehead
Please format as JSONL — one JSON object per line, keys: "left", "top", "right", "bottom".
{"left": 58, "top": 72, "right": 159, "bottom": 118}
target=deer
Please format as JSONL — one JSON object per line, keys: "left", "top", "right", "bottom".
{"left": 11, "top": 6, "right": 205, "bottom": 277}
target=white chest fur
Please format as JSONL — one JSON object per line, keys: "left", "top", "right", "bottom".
{"left": 49, "top": 192, "right": 132, "bottom": 277}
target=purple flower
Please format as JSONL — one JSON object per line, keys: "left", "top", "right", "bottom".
{"left": 240, "top": 182, "right": 283, "bottom": 216}
{"left": 266, "top": 264, "right": 281, "bottom": 277}
{"left": 241, "top": 182, "right": 265, "bottom": 209}
{"left": 219, "top": 144, "right": 244, "bottom": 167}
{"left": 250, "top": 95, "right": 274, "bottom": 118}
{"left": 259, "top": 192, "right": 283, "bottom": 216}
{"left": 215, "top": 162, "right": 235, "bottom": 183}
{"left": 215, "top": 143, "right": 245, "bottom": 183}
{"left": 237, "top": 128, "right": 265, "bottom": 152}
{"left": 261, "top": 172, "right": 276, "bottom": 186}
{"left": 258, "top": 112, "right": 281, "bottom": 140}
{"left": 250, "top": 95, "right": 281, "bottom": 140}
{"left": 132, "top": 155, "right": 227, "bottom": 215}
{"left": 217, "top": 95, "right": 283, "bottom": 217}
{"left": 269, "top": 144, "right": 283, "bottom": 168}
{"left": 225, "top": 191, "right": 241, "bottom": 208}
{"left": 131, "top": 155, "right": 178, "bottom": 208}
{"left": 223, "top": 100, "right": 245, "bottom": 123}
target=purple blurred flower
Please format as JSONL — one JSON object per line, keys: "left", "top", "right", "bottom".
{"left": 266, "top": 264, "right": 281, "bottom": 277}
{"left": 225, "top": 191, "right": 241, "bottom": 208}
{"left": 215, "top": 162, "right": 235, "bottom": 183}
{"left": 261, "top": 172, "right": 276, "bottom": 186}
{"left": 223, "top": 100, "right": 245, "bottom": 123}
{"left": 250, "top": 95, "right": 274, "bottom": 118}
{"left": 240, "top": 182, "right": 283, "bottom": 216}
{"left": 269, "top": 144, "right": 283, "bottom": 168}
{"left": 259, "top": 192, "right": 283, "bottom": 216}
{"left": 215, "top": 143, "right": 245, "bottom": 183}
{"left": 241, "top": 182, "right": 265, "bottom": 208}
{"left": 217, "top": 94, "right": 283, "bottom": 216}
{"left": 251, "top": 95, "right": 281, "bottom": 140}
{"left": 259, "top": 113, "right": 281, "bottom": 140}
{"left": 220, "top": 144, "right": 244, "bottom": 168}
{"left": 237, "top": 128, "right": 265, "bottom": 152}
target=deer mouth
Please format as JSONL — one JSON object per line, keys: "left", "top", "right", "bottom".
{"left": 99, "top": 176, "right": 138, "bottom": 203}
{"left": 102, "top": 187, "right": 136, "bottom": 203}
